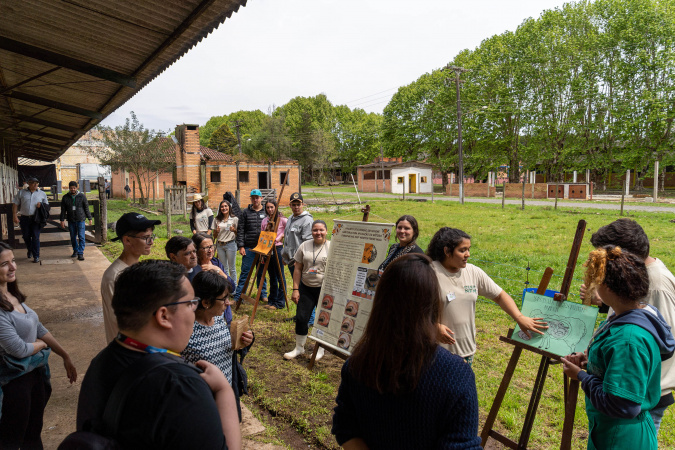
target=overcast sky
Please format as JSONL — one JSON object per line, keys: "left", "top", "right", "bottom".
{"left": 103, "top": 0, "right": 573, "bottom": 133}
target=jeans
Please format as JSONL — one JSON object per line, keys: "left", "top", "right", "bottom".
{"left": 650, "top": 403, "right": 669, "bottom": 433}
{"left": 267, "top": 246, "right": 286, "bottom": 309}
{"left": 296, "top": 282, "right": 321, "bottom": 336}
{"left": 288, "top": 263, "right": 316, "bottom": 326}
{"left": 234, "top": 248, "right": 267, "bottom": 301}
{"left": 68, "top": 221, "right": 86, "bottom": 255}
{"left": 0, "top": 368, "right": 51, "bottom": 449}
{"left": 19, "top": 215, "right": 41, "bottom": 259}
{"left": 216, "top": 240, "right": 238, "bottom": 285}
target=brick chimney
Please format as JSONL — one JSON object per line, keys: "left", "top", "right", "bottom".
{"left": 175, "top": 124, "right": 202, "bottom": 190}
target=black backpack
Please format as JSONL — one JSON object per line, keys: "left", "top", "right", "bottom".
{"left": 58, "top": 354, "right": 179, "bottom": 449}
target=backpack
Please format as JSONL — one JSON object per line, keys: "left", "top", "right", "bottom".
{"left": 58, "top": 354, "right": 179, "bottom": 449}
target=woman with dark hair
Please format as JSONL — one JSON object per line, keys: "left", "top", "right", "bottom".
{"left": 181, "top": 270, "right": 254, "bottom": 422}
{"left": 284, "top": 220, "right": 330, "bottom": 361}
{"left": 332, "top": 253, "right": 482, "bottom": 449}
{"left": 377, "top": 215, "right": 424, "bottom": 276}
{"left": 427, "top": 227, "right": 547, "bottom": 365}
{"left": 261, "top": 200, "right": 288, "bottom": 310}
{"left": 0, "top": 242, "right": 77, "bottom": 448}
{"left": 192, "top": 233, "right": 235, "bottom": 324}
{"left": 190, "top": 194, "right": 213, "bottom": 235}
{"left": 562, "top": 246, "right": 675, "bottom": 450}
{"left": 212, "top": 200, "right": 239, "bottom": 284}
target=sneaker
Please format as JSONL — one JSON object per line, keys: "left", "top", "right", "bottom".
{"left": 71, "top": 252, "right": 77, "bottom": 258}
{"left": 32, "top": 258, "right": 40, "bottom": 263}
{"left": 77, "top": 254, "right": 84, "bottom": 261}
{"left": 27, "top": 251, "right": 32, "bottom": 259}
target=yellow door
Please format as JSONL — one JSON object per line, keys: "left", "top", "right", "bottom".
{"left": 409, "top": 174, "right": 417, "bottom": 193}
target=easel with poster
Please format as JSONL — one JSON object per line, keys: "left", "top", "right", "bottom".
{"left": 306, "top": 205, "right": 395, "bottom": 370}
{"left": 235, "top": 175, "right": 289, "bottom": 323}
{"left": 480, "top": 219, "right": 597, "bottom": 450}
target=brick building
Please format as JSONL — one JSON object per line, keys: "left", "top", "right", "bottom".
{"left": 113, "top": 124, "right": 301, "bottom": 207}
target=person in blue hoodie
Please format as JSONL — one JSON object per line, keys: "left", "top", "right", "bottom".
{"left": 562, "top": 245, "right": 675, "bottom": 450}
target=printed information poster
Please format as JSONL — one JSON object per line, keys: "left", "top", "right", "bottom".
{"left": 310, "top": 220, "right": 394, "bottom": 354}
{"left": 512, "top": 292, "right": 599, "bottom": 357}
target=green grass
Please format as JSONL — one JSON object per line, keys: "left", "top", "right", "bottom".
{"left": 100, "top": 199, "right": 675, "bottom": 449}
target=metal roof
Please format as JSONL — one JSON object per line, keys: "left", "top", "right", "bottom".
{"left": 0, "top": 0, "right": 248, "bottom": 162}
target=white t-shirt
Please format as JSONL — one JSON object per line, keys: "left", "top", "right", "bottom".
{"left": 431, "top": 260, "right": 503, "bottom": 357}
{"left": 212, "top": 216, "right": 238, "bottom": 243}
{"left": 646, "top": 258, "right": 675, "bottom": 396}
{"left": 293, "top": 239, "right": 331, "bottom": 288}
{"left": 100, "top": 258, "right": 129, "bottom": 343}
{"left": 192, "top": 208, "right": 213, "bottom": 233}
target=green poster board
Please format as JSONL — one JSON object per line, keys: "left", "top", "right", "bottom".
{"left": 512, "top": 292, "right": 599, "bottom": 357}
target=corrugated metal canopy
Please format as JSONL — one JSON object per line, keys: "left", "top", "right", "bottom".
{"left": 0, "top": 0, "right": 247, "bottom": 162}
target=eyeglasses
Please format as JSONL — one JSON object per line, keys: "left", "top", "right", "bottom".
{"left": 129, "top": 233, "right": 156, "bottom": 244}
{"left": 214, "top": 293, "right": 229, "bottom": 302}
{"left": 162, "top": 298, "right": 200, "bottom": 311}
{"left": 180, "top": 249, "right": 197, "bottom": 256}
{"left": 199, "top": 245, "right": 215, "bottom": 251}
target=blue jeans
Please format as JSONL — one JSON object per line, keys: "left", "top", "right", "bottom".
{"left": 68, "top": 221, "right": 86, "bottom": 255}
{"left": 650, "top": 403, "right": 669, "bottom": 433}
{"left": 19, "top": 216, "right": 41, "bottom": 259}
{"left": 287, "top": 263, "right": 315, "bottom": 325}
{"left": 216, "top": 240, "right": 238, "bottom": 285}
{"left": 234, "top": 248, "right": 267, "bottom": 301}
{"left": 267, "top": 246, "right": 286, "bottom": 309}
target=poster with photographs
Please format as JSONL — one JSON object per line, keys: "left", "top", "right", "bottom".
{"left": 310, "top": 220, "right": 394, "bottom": 354}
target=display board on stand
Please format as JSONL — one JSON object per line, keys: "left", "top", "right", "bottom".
{"left": 306, "top": 213, "right": 394, "bottom": 368}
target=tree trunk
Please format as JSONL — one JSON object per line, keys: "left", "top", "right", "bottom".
{"left": 132, "top": 171, "right": 146, "bottom": 205}
{"left": 441, "top": 170, "right": 449, "bottom": 192}
{"left": 661, "top": 168, "right": 666, "bottom": 193}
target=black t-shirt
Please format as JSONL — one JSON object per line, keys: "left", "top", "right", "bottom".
{"left": 77, "top": 341, "right": 227, "bottom": 449}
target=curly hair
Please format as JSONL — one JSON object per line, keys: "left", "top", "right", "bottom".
{"left": 426, "top": 227, "right": 471, "bottom": 262}
{"left": 584, "top": 245, "right": 649, "bottom": 303}
{"left": 590, "top": 219, "right": 649, "bottom": 260}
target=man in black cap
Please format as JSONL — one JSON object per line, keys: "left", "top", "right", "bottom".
{"left": 100, "top": 213, "right": 161, "bottom": 343}
{"left": 60, "top": 181, "right": 93, "bottom": 260}
{"left": 12, "top": 176, "right": 49, "bottom": 263}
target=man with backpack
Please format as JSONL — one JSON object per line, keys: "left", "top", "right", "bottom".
{"left": 72, "top": 260, "right": 241, "bottom": 449}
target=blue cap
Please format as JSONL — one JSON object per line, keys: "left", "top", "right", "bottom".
{"left": 250, "top": 189, "right": 262, "bottom": 197}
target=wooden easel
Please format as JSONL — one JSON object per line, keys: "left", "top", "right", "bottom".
{"left": 235, "top": 176, "right": 290, "bottom": 323}
{"left": 306, "top": 204, "right": 371, "bottom": 370}
{"left": 481, "top": 219, "right": 588, "bottom": 450}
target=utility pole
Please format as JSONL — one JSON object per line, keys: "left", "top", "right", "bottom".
{"left": 443, "top": 64, "right": 470, "bottom": 205}
{"left": 380, "top": 145, "right": 386, "bottom": 192}
{"left": 234, "top": 120, "right": 242, "bottom": 204}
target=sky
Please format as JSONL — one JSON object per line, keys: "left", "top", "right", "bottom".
{"left": 103, "top": 0, "right": 574, "bottom": 133}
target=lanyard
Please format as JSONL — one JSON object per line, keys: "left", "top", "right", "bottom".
{"left": 117, "top": 333, "right": 181, "bottom": 356}
{"left": 312, "top": 241, "right": 326, "bottom": 266}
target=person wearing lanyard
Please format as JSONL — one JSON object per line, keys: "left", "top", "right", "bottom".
{"left": 76, "top": 260, "right": 241, "bottom": 449}
{"left": 261, "top": 200, "right": 287, "bottom": 310}
{"left": 12, "top": 176, "right": 49, "bottom": 263}
{"left": 284, "top": 220, "right": 330, "bottom": 361}
{"left": 212, "top": 200, "right": 239, "bottom": 284}
{"left": 59, "top": 181, "right": 93, "bottom": 261}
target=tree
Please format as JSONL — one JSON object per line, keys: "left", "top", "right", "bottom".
{"left": 209, "top": 123, "right": 238, "bottom": 154}
{"left": 92, "top": 112, "right": 175, "bottom": 205}
{"left": 243, "top": 109, "right": 293, "bottom": 162}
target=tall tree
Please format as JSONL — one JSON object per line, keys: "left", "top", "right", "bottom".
{"left": 209, "top": 123, "right": 238, "bottom": 154}
{"left": 92, "top": 112, "right": 174, "bottom": 204}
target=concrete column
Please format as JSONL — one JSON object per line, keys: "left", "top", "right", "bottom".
{"left": 586, "top": 169, "right": 590, "bottom": 183}
{"left": 654, "top": 161, "right": 659, "bottom": 201}
{"left": 625, "top": 170, "right": 631, "bottom": 196}
{"left": 573, "top": 171, "right": 578, "bottom": 183}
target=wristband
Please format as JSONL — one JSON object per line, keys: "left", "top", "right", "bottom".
{"left": 293, "top": 288, "right": 299, "bottom": 291}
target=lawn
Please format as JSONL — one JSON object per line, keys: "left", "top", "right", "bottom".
{"left": 100, "top": 198, "right": 675, "bottom": 449}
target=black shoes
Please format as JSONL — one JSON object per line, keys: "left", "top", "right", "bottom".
{"left": 27, "top": 251, "right": 32, "bottom": 259}
{"left": 32, "top": 258, "right": 40, "bottom": 263}
{"left": 71, "top": 252, "right": 77, "bottom": 258}
{"left": 78, "top": 254, "right": 84, "bottom": 261}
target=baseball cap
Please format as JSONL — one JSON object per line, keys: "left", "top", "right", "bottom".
{"left": 289, "top": 192, "right": 303, "bottom": 203}
{"left": 112, "top": 213, "right": 161, "bottom": 241}
{"left": 250, "top": 189, "right": 262, "bottom": 197}
{"left": 26, "top": 176, "right": 39, "bottom": 183}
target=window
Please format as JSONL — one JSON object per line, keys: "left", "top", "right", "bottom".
{"left": 210, "top": 171, "right": 221, "bottom": 183}
{"left": 239, "top": 171, "right": 249, "bottom": 183}
{"left": 363, "top": 171, "right": 376, "bottom": 180}
{"left": 280, "top": 172, "right": 289, "bottom": 185}
{"left": 421, "top": 176, "right": 427, "bottom": 183}
{"left": 397, "top": 177, "right": 404, "bottom": 184}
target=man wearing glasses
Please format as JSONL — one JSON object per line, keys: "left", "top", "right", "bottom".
{"left": 165, "top": 236, "right": 201, "bottom": 282}
{"left": 76, "top": 260, "right": 240, "bottom": 449}
{"left": 100, "top": 213, "right": 161, "bottom": 343}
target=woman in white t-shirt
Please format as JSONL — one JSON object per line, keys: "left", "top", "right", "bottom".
{"left": 426, "top": 227, "right": 547, "bottom": 365}
{"left": 190, "top": 194, "right": 213, "bottom": 235}
{"left": 212, "top": 200, "right": 239, "bottom": 284}
{"left": 284, "top": 220, "right": 330, "bottom": 361}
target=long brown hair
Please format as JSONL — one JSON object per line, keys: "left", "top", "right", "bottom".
{"left": 0, "top": 243, "right": 27, "bottom": 312}
{"left": 348, "top": 253, "right": 440, "bottom": 394}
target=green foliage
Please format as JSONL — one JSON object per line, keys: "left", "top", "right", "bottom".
{"left": 93, "top": 111, "right": 174, "bottom": 204}
{"left": 199, "top": 110, "right": 266, "bottom": 147}
{"left": 208, "top": 122, "right": 238, "bottom": 154}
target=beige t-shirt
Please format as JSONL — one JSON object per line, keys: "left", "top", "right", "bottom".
{"left": 212, "top": 216, "right": 238, "bottom": 243}
{"left": 192, "top": 207, "right": 213, "bottom": 233}
{"left": 645, "top": 258, "right": 675, "bottom": 396}
{"left": 293, "top": 239, "right": 331, "bottom": 288}
{"left": 431, "top": 260, "right": 503, "bottom": 357}
{"left": 100, "top": 258, "right": 129, "bottom": 343}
